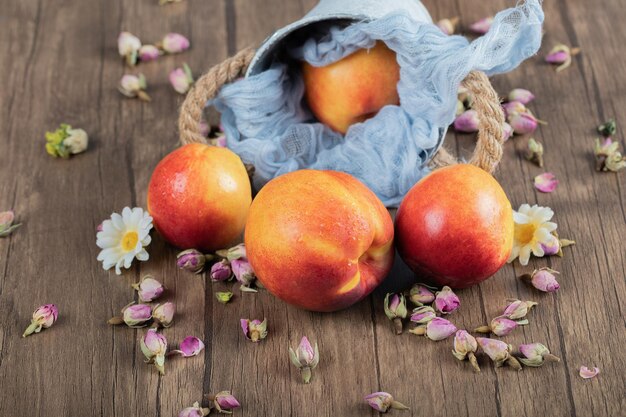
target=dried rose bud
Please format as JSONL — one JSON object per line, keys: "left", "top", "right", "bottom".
{"left": 518, "top": 343, "right": 560, "bottom": 367}
{"left": 132, "top": 275, "right": 164, "bottom": 302}
{"left": 502, "top": 299, "right": 538, "bottom": 320}
{"left": 452, "top": 330, "right": 480, "bottom": 373}
{"left": 410, "top": 306, "right": 436, "bottom": 324}
{"left": 118, "top": 74, "right": 150, "bottom": 101}
{"left": 475, "top": 316, "right": 519, "bottom": 337}
{"left": 605, "top": 151, "right": 626, "bottom": 172}
{"left": 476, "top": 337, "right": 521, "bottom": 370}
{"left": 384, "top": 293, "right": 408, "bottom": 334}
{"left": 178, "top": 402, "right": 209, "bottom": 417}
{"left": 508, "top": 88, "right": 535, "bottom": 105}
{"left": 509, "top": 111, "right": 539, "bottom": 135}
{"left": 171, "top": 336, "right": 205, "bottom": 358}
{"left": 454, "top": 110, "right": 479, "bottom": 133}
{"left": 525, "top": 138, "right": 544, "bottom": 167}
{"left": 160, "top": 33, "right": 190, "bottom": 54}
{"left": 140, "top": 328, "right": 167, "bottom": 374}
{"left": 409, "top": 283, "right": 436, "bottom": 306}
{"left": 436, "top": 17, "right": 459, "bottom": 35}
{"left": 210, "top": 260, "right": 232, "bottom": 282}
{"left": 534, "top": 172, "right": 559, "bottom": 193}
{"left": 215, "top": 291, "right": 233, "bottom": 304}
{"left": 579, "top": 366, "right": 600, "bottom": 379}
{"left": 289, "top": 336, "right": 319, "bottom": 384}
{"left": 216, "top": 243, "right": 246, "bottom": 261}
{"left": 503, "top": 122, "right": 514, "bottom": 141}
{"left": 121, "top": 303, "right": 152, "bottom": 327}
{"left": 597, "top": 119, "right": 617, "bottom": 137}
{"left": 231, "top": 258, "right": 256, "bottom": 291}
{"left": 545, "top": 43, "right": 580, "bottom": 72}
{"left": 520, "top": 268, "right": 560, "bottom": 292}
{"left": 541, "top": 234, "right": 561, "bottom": 256}
{"left": 434, "top": 286, "right": 460, "bottom": 314}
{"left": 595, "top": 137, "right": 626, "bottom": 172}
{"left": 138, "top": 44, "right": 160, "bottom": 62}
{"left": 177, "top": 249, "right": 207, "bottom": 274}
{"left": 118, "top": 31, "right": 141, "bottom": 66}
{"left": 153, "top": 302, "right": 175, "bottom": 328}
{"left": 23, "top": 304, "right": 58, "bottom": 337}
{"left": 502, "top": 100, "right": 527, "bottom": 119}
{"left": 469, "top": 17, "right": 494, "bottom": 34}
{"left": 240, "top": 318, "right": 268, "bottom": 342}
{"left": 0, "top": 210, "right": 21, "bottom": 238}
{"left": 410, "top": 317, "right": 457, "bottom": 341}
{"left": 364, "top": 392, "right": 410, "bottom": 413}
{"left": 209, "top": 391, "right": 241, "bottom": 413}
{"left": 169, "top": 63, "right": 194, "bottom": 94}
{"left": 63, "top": 128, "right": 89, "bottom": 155}
{"left": 45, "top": 124, "right": 87, "bottom": 158}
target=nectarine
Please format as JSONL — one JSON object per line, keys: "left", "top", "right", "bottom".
{"left": 147, "top": 143, "right": 251, "bottom": 252}
{"left": 245, "top": 170, "right": 395, "bottom": 312}
{"left": 395, "top": 164, "right": 514, "bottom": 288}
{"left": 302, "top": 42, "right": 400, "bottom": 134}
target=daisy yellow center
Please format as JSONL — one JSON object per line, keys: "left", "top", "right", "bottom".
{"left": 121, "top": 231, "right": 139, "bottom": 252}
{"left": 515, "top": 223, "right": 537, "bottom": 245}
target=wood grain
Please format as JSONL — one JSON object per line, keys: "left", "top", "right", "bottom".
{"left": 0, "top": 0, "right": 624, "bottom": 416}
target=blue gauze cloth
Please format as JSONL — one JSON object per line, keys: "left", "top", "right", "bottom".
{"left": 212, "top": 0, "right": 544, "bottom": 206}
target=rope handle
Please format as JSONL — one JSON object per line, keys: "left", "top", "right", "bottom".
{"left": 178, "top": 49, "right": 505, "bottom": 173}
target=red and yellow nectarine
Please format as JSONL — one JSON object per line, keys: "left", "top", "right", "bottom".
{"left": 395, "top": 164, "right": 514, "bottom": 288}
{"left": 245, "top": 170, "right": 395, "bottom": 312}
{"left": 302, "top": 42, "right": 400, "bottom": 134}
{"left": 147, "top": 143, "right": 251, "bottom": 252}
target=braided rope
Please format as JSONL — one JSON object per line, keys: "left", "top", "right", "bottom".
{"left": 178, "top": 50, "right": 505, "bottom": 172}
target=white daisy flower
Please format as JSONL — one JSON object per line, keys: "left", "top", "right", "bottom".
{"left": 97, "top": 207, "right": 153, "bottom": 275}
{"left": 508, "top": 204, "right": 557, "bottom": 266}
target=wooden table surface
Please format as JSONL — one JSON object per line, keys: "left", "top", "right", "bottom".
{"left": 1, "top": 0, "right": 624, "bottom": 416}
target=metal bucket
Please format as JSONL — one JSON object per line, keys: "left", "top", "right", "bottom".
{"left": 245, "top": 0, "right": 432, "bottom": 76}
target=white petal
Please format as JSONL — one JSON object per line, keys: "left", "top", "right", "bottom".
{"left": 517, "top": 204, "right": 531, "bottom": 214}
{"left": 123, "top": 253, "right": 135, "bottom": 269}
{"left": 507, "top": 245, "right": 520, "bottom": 263}
{"left": 96, "top": 236, "right": 120, "bottom": 249}
{"left": 531, "top": 243, "right": 545, "bottom": 257}
{"left": 141, "top": 234, "right": 152, "bottom": 247}
{"left": 535, "top": 227, "right": 552, "bottom": 243}
{"left": 136, "top": 249, "right": 149, "bottom": 261}
{"left": 544, "top": 222, "right": 558, "bottom": 232}
{"left": 513, "top": 212, "right": 531, "bottom": 224}
{"left": 138, "top": 227, "right": 151, "bottom": 241}
{"left": 122, "top": 207, "right": 133, "bottom": 223}
{"left": 111, "top": 213, "right": 125, "bottom": 231}
{"left": 130, "top": 208, "right": 143, "bottom": 227}
{"left": 519, "top": 246, "right": 531, "bottom": 266}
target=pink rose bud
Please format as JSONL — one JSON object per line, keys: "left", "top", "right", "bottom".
{"left": 210, "top": 259, "right": 232, "bottom": 282}
{"left": 594, "top": 137, "right": 626, "bottom": 172}
{"left": 411, "top": 317, "right": 457, "bottom": 341}
{"left": 169, "top": 63, "right": 194, "bottom": 94}
{"left": 520, "top": 268, "right": 560, "bottom": 292}
{"left": 454, "top": 109, "right": 479, "bottom": 133}
{"left": 23, "top": 304, "right": 58, "bottom": 337}
{"left": 216, "top": 243, "right": 247, "bottom": 261}
{"left": 140, "top": 328, "right": 168, "bottom": 375}
{"left": 452, "top": 330, "right": 480, "bottom": 372}
{"left": 0, "top": 210, "right": 21, "bottom": 237}
{"left": 177, "top": 249, "right": 207, "bottom": 274}
{"left": 434, "top": 286, "right": 460, "bottom": 314}
{"left": 289, "top": 336, "right": 320, "bottom": 383}
{"left": 178, "top": 402, "right": 209, "bottom": 417}
{"left": 579, "top": 366, "right": 600, "bottom": 379}
{"left": 138, "top": 44, "right": 160, "bottom": 62}
{"left": 509, "top": 111, "right": 539, "bottom": 135}
{"left": 410, "top": 306, "right": 436, "bottom": 324}
{"left": 541, "top": 234, "right": 561, "bottom": 256}
{"left": 384, "top": 293, "right": 408, "bottom": 334}
{"left": 132, "top": 275, "right": 164, "bottom": 302}
{"left": 502, "top": 299, "right": 538, "bottom": 320}
{"left": 469, "top": 17, "right": 494, "bottom": 34}
{"left": 212, "top": 391, "right": 241, "bottom": 412}
{"left": 518, "top": 343, "right": 560, "bottom": 367}
{"left": 436, "top": 17, "right": 459, "bottom": 35}
{"left": 118, "top": 74, "right": 150, "bottom": 101}
{"left": 161, "top": 33, "right": 190, "bottom": 54}
{"left": 118, "top": 31, "right": 141, "bottom": 66}
{"left": 508, "top": 88, "right": 535, "bottom": 105}
{"left": 503, "top": 122, "right": 514, "bottom": 141}
{"left": 121, "top": 303, "right": 152, "bottom": 327}
{"left": 502, "top": 100, "right": 527, "bottom": 119}
{"left": 545, "top": 43, "right": 580, "bottom": 72}
{"left": 152, "top": 302, "right": 175, "bottom": 328}
{"left": 409, "top": 283, "right": 435, "bottom": 306}
{"left": 231, "top": 258, "right": 256, "bottom": 289}
{"left": 489, "top": 316, "right": 518, "bottom": 337}
{"left": 476, "top": 337, "right": 521, "bottom": 370}
{"left": 534, "top": 172, "right": 559, "bottom": 193}
{"left": 364, "top": 392, "right": 410, "bottom": 413}
{"left": 240, "top": 318, "right": 268, "bottom": 342}
{"left": 172, "top": 336, "right": 205, "bottom": 357}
